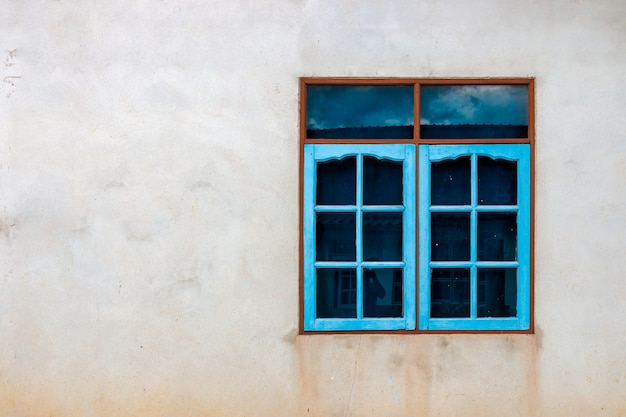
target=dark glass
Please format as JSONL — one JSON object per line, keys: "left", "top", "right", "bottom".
{"left": 306, "top": 85, "right": 414, "bottom": 139}
{"left": 477, "top": 213, "right": 517, "bottom": 261}
{"left": 430, "top": 269, "right": 470, "bottom": 318}
{"left": 420, "top": 85, "right": 528, "bottom": 139}
{"left": 431, "top": 213, "right": 470, "bottom": 261}
{"left": 363, "top": 212, "right": 403, "bottom": 261}
{"left": 478, "top": 269, "right": 517, "bottom": 317}
{"left": 478, "top": 157, "right": 517, "bottom": 205}
{"left": 316, "top": 157, "right": 356, "bottom": 205}
{"left": 363, "top": 157, "right": 403, "bottom": 205}
{"left": 363, "top": 268, "right": 402, "bottom": 318}
{"left": 316, "top": 213, "right": 356, "bottom": 261}
{"left": 431, "top": 157, "right": 471, "bottom": 205}
{"left": 316, "top": 268, "right": 356, "bottom": 318}
{"left": 391, "top": 270, "right": 403, "bottom": 306}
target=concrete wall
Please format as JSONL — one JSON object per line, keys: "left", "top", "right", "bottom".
{"left": 1, "top": 1, "right": 625, "bottom": 415}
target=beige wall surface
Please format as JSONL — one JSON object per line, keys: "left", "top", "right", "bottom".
{"left": 1, "top": 1, "right": 625, "bottom": 416}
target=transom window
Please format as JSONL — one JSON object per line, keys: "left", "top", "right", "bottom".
{"left": 300, "top": 78, "right": 534, "bottom": 332}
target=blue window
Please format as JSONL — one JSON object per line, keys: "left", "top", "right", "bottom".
{"left": 303, "top": 144, "right": 416, "bottom": 331}
{"left": 418, "top": 144, "right": 531, "bottom": 330}
{"left": 300, "top": 79, "right": 533, "bottom": 332}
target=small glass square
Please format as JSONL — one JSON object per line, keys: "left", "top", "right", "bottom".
{"left": 478, "top": 269, "right": 517, "bottom": 317}
{"left": 431, "top": 213, "right": 471, "bottom": 261}
{"left": 317, "top": 269, "right": 357, "bottom": 318}
{"left": 430, "top": 269, "right": 470, "bottom": 318}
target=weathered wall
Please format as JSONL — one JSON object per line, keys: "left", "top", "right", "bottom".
{"left": 1, "top": 1, "right": 625, "bottom": 416}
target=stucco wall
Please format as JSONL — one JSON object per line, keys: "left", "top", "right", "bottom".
{"left": 1, "top": 1, "right": 625, "bottom": 416}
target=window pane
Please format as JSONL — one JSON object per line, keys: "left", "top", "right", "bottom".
{"left": 477, "top": 213, "right": 517, "bottom": 261}
{"left": 363, "top": 212, "right": 403, "bottom": 261}
{"left": 316, "top": 213, "right": 356, "bottom": 261}
{"left": 431, "top": 157, "right": 471, "bottom": 205}
{"left": 363, "top": 156, "right": 403, "bottom": 205}
{"left": 478, "top": 157, "right": 517, "bottom": 205}
{"left": 363, "top": 268, "right": 403, "bottom": 318}
{"left": 478, "top": 269, "right": 517, "bottom": 317}
{"left": 316, "top": 268, "right": 356, "bottom": 318}
{"left": 420, "top": 85, "right": 528, "bottom": 139}
{"left": 431, "top": 213, "right": 470, "bottom": 261}
{"left": 316, "top": 157, "right": 356, "bottom": 205}
{"left": 306, "top": 85, "right": 414, "bottom": 139}
{"left": 430, "top": 269, "right": 470, "bottom": 318}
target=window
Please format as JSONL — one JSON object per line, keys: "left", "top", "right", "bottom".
{"left": 303, "top": 144, "right": 416, "bottom": 331}
{"left": 418, "top": 144, "right": 530, "bottom": 330}
{"left": 301, "top": 79, "right": 533, "bottom": 332}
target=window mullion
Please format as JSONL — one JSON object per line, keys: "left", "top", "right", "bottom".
{"left": 403, "top": 144, "right": 416, "bottom": 330}
{"left": 470, "top": 153, "right": 478, "bottom": 319}
{"left": 418, "top": 145, "right": 431, "bottom": 329}
{"left": 356, "top": 153, "right": 364, "bottom": 319}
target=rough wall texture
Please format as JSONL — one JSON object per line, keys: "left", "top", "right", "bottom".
{"left": 1, "top": 1, "right": 625, "bottom": 416}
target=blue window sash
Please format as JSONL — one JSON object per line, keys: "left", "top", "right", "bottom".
{"left": 303, "top": 144, "right": 416, "bottom": 331}
{"left": 418, "top": 144, "right": 531, "bottom": 331}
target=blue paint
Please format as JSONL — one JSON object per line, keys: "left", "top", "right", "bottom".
{"left": 304, "top": 144, "right": 530, "bottom": 331}
{"left": 418, "top": 144, "right": 530, "bottom": 330}
{"left": 303, "top": 144, "right": 416, "bottom": 331}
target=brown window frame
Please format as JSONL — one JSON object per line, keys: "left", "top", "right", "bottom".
{"left": 299, "top": 77, "right": 535, "bottom": 334}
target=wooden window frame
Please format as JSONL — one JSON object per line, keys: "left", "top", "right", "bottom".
{"left": 303, "top": 144, "right": 416, "bottom": 331}
{"left": 299, "top": 77, "right": 535, "bottom": 334}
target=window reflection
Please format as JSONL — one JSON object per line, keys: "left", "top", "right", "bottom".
{"left": 431, "top": 157, "right": 471, "bottom": 205}
{"left": 363, "top": 268, "right": 403, "bottom": 318}
{"left": 478, "top": 269, "right": 517, "bottom": 317}
{"left": 478, "top": 157, "right": 517, "bottom": 205}
{"left": 317, "top": 269, "right": 356, "bottom": 318}
{"left": 306, "top": 85, "right": 414, "bottom": 139}
{"left": 316, "top": 213, "right": 356, "bottom": 261}
{"left": 317, "top": 157, "right": 356, "bottom": 205}
{"left": 477, "top": 213, "right": 517, "bottom": 261}
{"left": 420, "top": 85, "right": 528, "bottom": 139}
{"left": 363, "top": 157, "right": 403, "bottom": 205}
{"left": 431, "top": 213, "right": 470, "bottom": 261}
{"left": 363, "top": 212, "right": 403, "bottom": 261}
{"left": 314, "top": 152, "right": 406, "bottom": 322}
{"left": 430, "top": 269, "right": 470, "bottom": 318}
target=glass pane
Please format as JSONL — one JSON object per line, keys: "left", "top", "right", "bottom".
{"left": 478, "top": 269, "right": 517, "bottom": 317}
{"left": 478, "top": 157, "right": 517, "bottom": 205}
{"left": 316, "top": 268, "right": 356, "bottom": 318}
{"left": 477, "top": 213, "right": 517, "bottom": 261}
{"left": 420, "top": 85, "right": 528, "bottom": 139}
{"left": 316, "top": 213, "right": 356, "bottom": 261}
{"left": 363, "top": 157, "right": 403, "bottom": 205}
{"left": 431, "top": 213, "right": 470, "bottom": 261}
{"left": 363, "top": 212, "right": 403, "bottom": 261}
{"left": 430, "top": 269, "right": 470, "bottom": 318}
{"left": 431, "top": 157, "right": 471, "bottom": 205}
{"left": 363, "top": 268, "right": 403, "bottom": 318}
{"left": 306, "top": 85, "right": 414, "bottom": 139}
{"left": 317, "top": 157, "right": 356, "bottom": 205}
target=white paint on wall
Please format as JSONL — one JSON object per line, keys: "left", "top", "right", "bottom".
{"left": 1, "top": 1, "right": 625, "bottom": 416}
